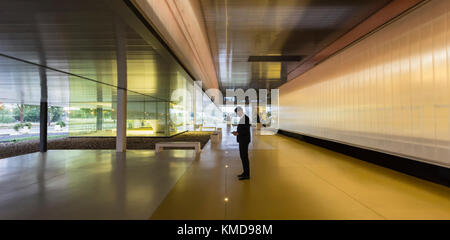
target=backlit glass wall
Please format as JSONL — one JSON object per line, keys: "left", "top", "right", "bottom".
{"left": 67, "top": 71, "right": 218, "bottom": 137}
{"left": 279, "top": 0, "right": 450, "bottom": 168}
{"left": 169, "top": 72, "right": 194, "bottom": 135}
{"left": 201, "top": 92, "right": 223, "bottom": 127}
{"left": 68, "top": 73, "right": 216, "bottom": 137}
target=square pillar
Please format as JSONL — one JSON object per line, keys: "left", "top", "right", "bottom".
{"left": 39, "top": 66, "right": 48, "bottom": 152}
{"left": 116, "top": 22, "right": 127, "bottom": 153}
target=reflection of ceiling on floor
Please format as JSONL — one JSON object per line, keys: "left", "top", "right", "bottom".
{"left": 200, "top": 0, "right": 391, "bottom": 91}
{"left": 0, "top": 0, "right": 193, "bottom": 106}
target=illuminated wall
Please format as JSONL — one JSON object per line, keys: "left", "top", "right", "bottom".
{"left": 279, "top": 0, "right": 450, "bottom": 168}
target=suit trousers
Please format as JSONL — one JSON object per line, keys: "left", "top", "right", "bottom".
{"left": 239, "top": 141, "right": 250, "bottom": 176}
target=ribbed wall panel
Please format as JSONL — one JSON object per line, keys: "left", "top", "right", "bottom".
{"left": 279, "top": 0, "right": 450, "bottom": 168}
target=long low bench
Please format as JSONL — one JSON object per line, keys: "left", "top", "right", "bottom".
{"left": 200, "top": 126, "right": 216, "bottom": 131}
{"left": 155, "top": 141, "right": 201, "bottom": 153}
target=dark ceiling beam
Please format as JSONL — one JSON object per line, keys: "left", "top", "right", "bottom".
{"left": 287, "top": 0, "right": 425, "bottom": 82}
{"left": 248, "top": 56, "right": 304, "bottom": 62}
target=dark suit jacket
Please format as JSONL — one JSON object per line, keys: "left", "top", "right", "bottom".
{"left": 237, "top": 115, "right": 251, "bottom": 143}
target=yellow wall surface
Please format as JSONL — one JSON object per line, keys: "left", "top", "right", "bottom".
{"left": 279, "top": 0, "right": 450, "bottom": 168}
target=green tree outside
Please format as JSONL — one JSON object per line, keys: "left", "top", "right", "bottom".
{"left": 13, "top": 105, "right": 40, "bottom": 122}
{"left": 0, "top": 107, "right": 15, "bottom": 123}
{"left": 48, "top": 106, "right": 64, "bottom": 125}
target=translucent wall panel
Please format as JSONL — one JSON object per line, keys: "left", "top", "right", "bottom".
{"left": 279, "top": 0, "right": 450, "bottom": 168}
{"left": 68, "top": 78, "right": 116, "bottom": 136}
{"left": 66, "top": 66, "right": 220, "bottom": 137}
{"left": 126, "top": 94, "right": 167, "bottom": 136}
{"left": 201, "top": 92, "right": 223, "bottom": 127}
{"left": 67, "top": 69, "right": 220, "bottom": 137}
{"left": 68, "top": 83, "right": 173, "bottom": 137}
{"left": 194, "top": 82, "right": 204, "bottom": 128}
{"left": 169, "top": 72, "right": 194, "bottom": 135}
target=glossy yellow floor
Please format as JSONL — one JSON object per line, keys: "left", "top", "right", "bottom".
{"left": 150, "top": 127, "right": 450, "bottom": 220}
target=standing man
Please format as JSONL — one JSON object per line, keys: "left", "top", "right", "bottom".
{"left": 232, "top": 106, "right": 251, "bottom": 180}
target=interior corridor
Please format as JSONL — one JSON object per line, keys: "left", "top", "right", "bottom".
{"left": 1, "top": 0, "right": 449, "bottom": 222}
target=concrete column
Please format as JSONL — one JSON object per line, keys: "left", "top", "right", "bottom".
{"left": 40, "top": 103, "right": 48, "bottom": 152}
{"left": 39, "top": 66, "right": 48, "bottom": 153}
{"left": 96, "top": 83, "right": 103, "bottom": 131}
{"left": 34, "top": 15, "right": 48, "bottom": 153}
{"left": 193, "top": 85, "right": 196, "bottom": 130}
{"left": 165, "top": 102, "right": 169, "bottom": 136}
{"left": 115, "top": 22, "right": 127, "bottom": 153}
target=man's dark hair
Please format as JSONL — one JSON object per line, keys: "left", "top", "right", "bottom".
{"left": 234, "top": 106, "right": 243, "bottom": 113}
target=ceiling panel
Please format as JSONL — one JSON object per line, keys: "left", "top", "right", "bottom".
{"left": 200, "top": 0, "right": 391, "bottom": 91}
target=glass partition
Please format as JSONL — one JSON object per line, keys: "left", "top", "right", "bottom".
{"left": 65, "top": 65, "right": 218, "bottom": 137}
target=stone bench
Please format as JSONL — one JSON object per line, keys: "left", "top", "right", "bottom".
{"left": 200, "top": 126, "right": 216, "bottom": 131}
{"left": 216, "top": 128, "right": 222, "bottom": 137}
{"left": 155, "top": 141, "right": 201, "bottom": 153}
{"left": 210, "top": 132, "right": 220, "bottom": 143}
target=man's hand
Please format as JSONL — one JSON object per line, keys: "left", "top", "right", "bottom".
{"left": 232, "top": 131, "right": 238, "bottom": 136}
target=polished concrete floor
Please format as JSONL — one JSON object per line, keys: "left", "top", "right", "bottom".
{"left": 0, "top": 149, "right": 198, "bottom": 219}
{"left": 0, "top": 128, "right": 449, "bottom": 219}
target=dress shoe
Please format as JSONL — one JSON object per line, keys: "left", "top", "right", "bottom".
{"left": 237, "top": 173, "right": 245, "bottom": 177}
{"left": 238, "top": 175, "right": 250, "bottom": 180}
